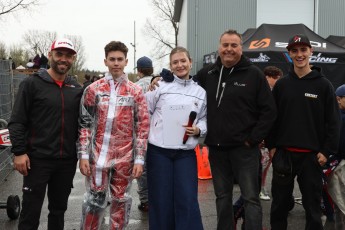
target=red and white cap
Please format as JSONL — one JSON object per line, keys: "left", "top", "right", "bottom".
{"left": 50, "top": 38, "right": 76, "bottom": 54}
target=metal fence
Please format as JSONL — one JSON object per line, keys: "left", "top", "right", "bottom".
{"left": 0, "top": 60, "right": 13, "bottom": 122}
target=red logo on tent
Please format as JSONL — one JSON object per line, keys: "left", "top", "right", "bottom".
{"left": 249, "top": 38, "right": 271, "bottom": 49}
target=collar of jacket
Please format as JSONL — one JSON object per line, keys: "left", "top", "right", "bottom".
{"left": 208, "top": 55, "right": 252, "bottom": 75}
{"left": 105, "top": 72, "right": 128, "bottom": 83}
{"left": 172, "top": 74, "right": 194, "bottom": 85}
{"left": 36, "top": 68, "right": 75, "bottom": 85}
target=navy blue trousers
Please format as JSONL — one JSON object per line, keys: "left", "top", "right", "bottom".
{"left": 147, "top": 144, "right": 203, "bottom": 230}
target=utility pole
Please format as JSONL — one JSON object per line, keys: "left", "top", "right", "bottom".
{"left": 130, "top": 21, "right": 137, "bottom": 74}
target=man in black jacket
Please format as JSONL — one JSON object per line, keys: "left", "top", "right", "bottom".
{"left": 196, "top": 30, "right": 276, "bottom": 230}
{"left": 8, "top": 38, "right": 83, "bottom": 230}
{"left": 267, "top": 34, "right": 340, "bottom": 230}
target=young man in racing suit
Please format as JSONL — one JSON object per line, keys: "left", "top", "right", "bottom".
{"left": 78, "top": 41, "right": 150, "bottom": 230}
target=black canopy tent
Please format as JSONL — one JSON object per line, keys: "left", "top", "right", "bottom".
{"left": 241, "top": 23, "right": 345, "bottom": 88}
{"left": 326, "top": 35, "right": 345, "bottom": 48}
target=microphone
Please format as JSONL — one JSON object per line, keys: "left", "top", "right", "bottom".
{"left": 183, "top": 111, "right": 197, "bottom": 144}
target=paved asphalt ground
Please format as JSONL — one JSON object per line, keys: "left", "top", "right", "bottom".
{"left": 0, "top": 154, "right": 330, "bottom": 230}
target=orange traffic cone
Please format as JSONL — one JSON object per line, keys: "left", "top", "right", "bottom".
{"left": 196, "top": 145, "right": 212, "bottom": 179}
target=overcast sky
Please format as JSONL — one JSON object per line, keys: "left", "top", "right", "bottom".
{"left": 0, "top": 0, "right": 168, "bottom": 73}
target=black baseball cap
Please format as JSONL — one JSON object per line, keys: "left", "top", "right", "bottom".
{"left": 286, "top": 34, "right": 312, "bottom": 50}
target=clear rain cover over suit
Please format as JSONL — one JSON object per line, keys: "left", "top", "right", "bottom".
{"left": 77, "top": 73, "right": 150, "bottom": 230}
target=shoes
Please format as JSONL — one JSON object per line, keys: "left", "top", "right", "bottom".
{"left": 259, "top": 192, "right": 271, "bottom": 201}
{"left": 138, "top": 202, "right": 149, "bottom": 212}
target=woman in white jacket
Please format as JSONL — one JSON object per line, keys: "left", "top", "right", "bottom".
{"left": 146, "top": 47, "right": 207, "bottom": 230}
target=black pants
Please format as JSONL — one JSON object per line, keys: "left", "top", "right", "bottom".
{"left": 18, "top": 157, "right": 77, "bottom": 230}
{"left": 270, "top": 150, "right": 323, "bottom": 230}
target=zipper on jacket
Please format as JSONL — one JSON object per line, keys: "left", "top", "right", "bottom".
{"left": 60, "top": 87, "right": 65, "bottom": 158}
{"left": 216, "top": 66, "right": 233, "bottom": 107}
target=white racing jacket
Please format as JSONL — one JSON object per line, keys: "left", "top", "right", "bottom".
{"left": 145, "top": 75, "right": 207, "bottom": 149}
{"left": 77, "top": 73, "right": 150, "bottom": 167}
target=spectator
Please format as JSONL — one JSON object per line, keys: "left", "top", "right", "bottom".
{"left": 260, "top": 66, "right": 283, "bottom": 201}
{"left": 264, "top": 65, "right": 283, "bottom": 90}
{"left": 33, "top": 54, "right": 41, "bottom": 69}
{"left": 91, "top": 75, "right": 101, "bottom": 82}
{"left": 26, "top": 59, "right": 34, "bottom": 68}
{"left": 8, "top": 38, "right": 82, "bottom": 230}
{"left": 134, "top": 56, "right": 153, "bottom": 212}
{"left": 82, "top": 74, "right": 92, "bottom": 90}
{"left": 146, "top": 47, "right": 206, "bottom": 229}
{"left": 78, "top": 41, "right": 150, "bottom": 230}
{"left": 40, "top": 54, "right": 49, "bottom": 69}
{"left": 267, "top": 34, "right": 340, "bottom": 230}
{"left": 326, "top": 84, "right": 345, "bottom": 229}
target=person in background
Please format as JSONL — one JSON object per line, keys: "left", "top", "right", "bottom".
{"left": 267, "top": 34, "right": 340, "bottom": 230}
{"left": 82, "top": 74, "right": 92, "bottom": 90}
{"left": 324, "top": 84, "right": 345, "bottom": 230}
{"left": 135, "top": 56, "right": 154, "bottom": 212}
{"left": 260, "top": 66, "right": 283, "bottom": 201}
{"left": 78, "top": 41, "right": 150, "bottom": 230}
{"left": 91, "top": 75, "right": 101, "bottom": 82}
{"left": 33, "top": 54, "right": 41, "bottom": 69}
{"left": 40, "top": 54, "right": 49, "bottom": 69}
{"left": 146, "top": 47, "right": 207, "bottom": 230}
{"left": 8, "top": 38, "right": 82, "bottom": 230}
{"left": 26, "top": 59, "right": 34, "bottom": 68}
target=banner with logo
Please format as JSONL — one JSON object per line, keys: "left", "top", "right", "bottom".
{"left": 240, "top": 24, "right": 345, "bottom": 88}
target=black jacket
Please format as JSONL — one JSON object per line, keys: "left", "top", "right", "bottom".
{"left": 267, "top": 66, "right": 340, "bottom": 158}
{"left": 195, "top": 56, "right": 276, "bottom": 147}
{"left": 8, "top": 69, "right": 83, "bottom": 159}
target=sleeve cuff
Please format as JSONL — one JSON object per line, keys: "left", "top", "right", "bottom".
{"left": 134, "top": 159, "right": 145, "bottom": 165}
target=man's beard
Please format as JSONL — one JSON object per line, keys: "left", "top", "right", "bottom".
{"left": 50, "top": 59, "right": 71, "bottom": 75}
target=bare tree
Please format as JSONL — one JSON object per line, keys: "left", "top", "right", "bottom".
{"left": 66, "top": 35, "right": 86, "bottom": 76}
{"left": 23, "top": 30, "right": 57, "bottom": 56}
{"left": 9, "top": 44, "right": 29, "bottom": 66}
{"left": 143, "top": 0, "right": 178, "bottom": 59}
{"left": 0, "top": 0, "right": 40, "bottom": 17}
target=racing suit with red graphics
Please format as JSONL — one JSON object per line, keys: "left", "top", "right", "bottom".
{"left": 77, "top": 73, "right": 150, "bottom": 230}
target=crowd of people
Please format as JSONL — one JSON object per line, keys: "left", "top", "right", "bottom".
{"left": 7, "top": 30, "right": 345, "bottom": 230}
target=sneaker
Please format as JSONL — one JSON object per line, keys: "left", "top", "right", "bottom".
{"left": 259, "top": 192, "right": 271, "bottom": 201}
{"left": 138, "top": 202, "right": 149, "bottom": 212}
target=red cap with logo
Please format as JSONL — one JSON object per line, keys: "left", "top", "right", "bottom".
{"left": 286, "top": 34, "right": 312, "bottom": 50}
{"left": 50, "top": 38, "right": 76, "bottom": 54}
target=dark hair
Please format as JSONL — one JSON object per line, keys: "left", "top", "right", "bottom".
{"left": 264, "top": 66, "right": 283, "bottom": 79}
{"left": 84, "top": 74, "right": 91, "bottom": 80}
{"left": 91, "top": 75, "right": 101, "bottom": 82}
{"left": 104, "top": 41, "right": 128, "bottom": 58}
{"left": 220, "top": 29, "right": 243, "bottom": 44}
{"left": 138, "top": 68, "right": 153, "bottom": 76}
{"left": 169, "top": 46, "right": 192, "bottom": 61}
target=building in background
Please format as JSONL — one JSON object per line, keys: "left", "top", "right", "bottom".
{"left": 174, "top": 0, "right": 345, "bottom": 74}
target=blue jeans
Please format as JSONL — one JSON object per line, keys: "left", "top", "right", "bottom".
{"left": 147, "top": 144, "right": 203, "bottom": 230}
{"left": 208, "top": 145, "right": 262, "bottom": 230}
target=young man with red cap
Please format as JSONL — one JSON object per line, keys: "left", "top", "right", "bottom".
{"left": 267, "top": 34, "right": 340, "bottom": 230}
{"left": 9, "top": 38, "right": 83, "bottom": 229}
